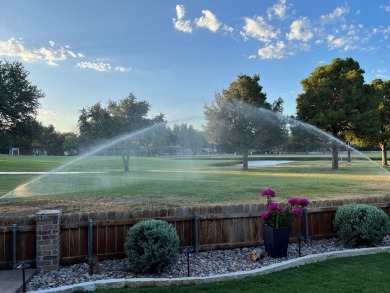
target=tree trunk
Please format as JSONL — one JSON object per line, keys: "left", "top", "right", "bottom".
{"left": 380, "top": 141, "right": 388, "bottom": 166}
{"left": 122, "top": 151, "right": 130, "bottom": 172}
{"left": 242, "top": 147, "right": 249, "bottom": 170}
{"left": 331, "top": 139, "right": 339, "bottom": 170}
{"left": 347, "top": 141, "right": 351, "bottom": 162}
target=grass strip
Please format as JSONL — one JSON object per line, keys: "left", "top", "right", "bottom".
{"left": 94, "top": 252, "right": 390, "bottom": 293}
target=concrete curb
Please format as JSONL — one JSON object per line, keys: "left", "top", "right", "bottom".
{"left": 28, "top": 246, "right": 390, "bottom": 293}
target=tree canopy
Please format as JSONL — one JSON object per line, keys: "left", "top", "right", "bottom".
{"left": 0, "top": 60, "right": 44, "bottom": 136}
{"left": 78, "top": 93, "right": 165, "bottom": 148}
{"left": 78, "top": 94, "right": 165, "bottom": 170}
{"left": 204, "top": 74, "right": 285, "bottom": 170}
{"left": 296, "top": 57, "right": 377, "bottom": 169}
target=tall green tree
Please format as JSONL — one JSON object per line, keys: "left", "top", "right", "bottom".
{"left": 78, "top": 102, "right": 115, "bottom": 147}
{"left": 0, "top": 60, "right": 44, "bottom": 139}
{"left": 171, "top": 123, "right": 205, "bottom": 156}
{"left": 39, "top": 124, "right": 65, "bottom": 155}
{"left": 367, "top": 79, "right": 390, "bottom": 166}
{"left": 204, "top": 74, "right": 284, "bottom": 170}
{"left": 296, "top": 57, "right": 377, "bottom": 169}
{"left": 78, "top": 93, "right": 165, "bottom": 170}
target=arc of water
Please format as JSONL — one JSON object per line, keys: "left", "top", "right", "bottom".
{"left": 1, "top": 123, "right": 167, "bottom": 199}
{"left": 290, "top": 118, "right": 389, "bottom": 175}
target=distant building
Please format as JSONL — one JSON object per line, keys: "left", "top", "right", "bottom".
{"left": 0, "top": 146, "right": 33, "bottom": 155}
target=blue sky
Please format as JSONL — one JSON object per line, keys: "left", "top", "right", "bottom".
{"left": 1, "top": 0, "right": 389, "bottom": 132}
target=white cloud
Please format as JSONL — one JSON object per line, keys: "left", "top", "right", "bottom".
{"left": 39, "top": 110, "right": 61, "bottom": 121}
{"left": 0, "top": 38, "right": 83, "bottom": 65}
{"left": 222, "top": 24, "right": 234, "bottom": 34}
{"left": 326, "top": 34, "right": 356, "bottom": 51}
{"left": 76, "top": 61, "right": 111, "bottom": 72}
{"left": 325, "top": 23, "right": 366, "bottom": 51}
{"left": 267, "top": 0, "right": 287, "bottom": 20}
{"left": 380, "top": 5, "right": 390, "bottom": 12}
{"left": 286, "top": 17, "right": 313, "bottom": 41}
{"left": 241, "top": 16, "right": 280, "bottom": 42}
{"left": 173, "top": 4, "right": 193, "bottom": 33}
{"left": 373, "top": 69, "right": 389, "bottom": 79}
{"left": 195, "top": 10, "right": 221, "bottom": 32}
{"left": 173, "top": 20, "right": 192, "bottom": 33}
{"left": 257, "top": 40, "right": 310, "bottom": 59}
{"left": 115, "top": 66, "right": 131, "bottom": 72}
{"left": 361, "top": 46, "right": 378, "bottom": 53}
{"left": 173, "top": 5, "right": 232, "bottom": 35}
{"left": 176, "top": 4, "right": 186, "bottom": 19}
{"left": 66, "top": 50, "right": 78, "bottom": 58}
{"left": 76, "top": 62, "right": 130, "bottom": 72}
{"left": 0, "top": 38, "right": 39, "bottom": 62}
{"left": 258, "top": 41, "right": 287, "bottom": 59}
{"left": 320, "top": 6, "right": 349, "bottom": 24}
{"left": 39, "top": 47, "right": 67, "bottom": 66}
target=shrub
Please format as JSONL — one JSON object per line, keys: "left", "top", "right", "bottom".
{"left": 124, "top": 219, "right": 179, "bottom": 274}
{"left": 333, "top": 204, "right": 390, "bottom": 247}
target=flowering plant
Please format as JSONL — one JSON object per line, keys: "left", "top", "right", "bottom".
{"left": 260, "top": 189, "right": 309, "bottom": 228}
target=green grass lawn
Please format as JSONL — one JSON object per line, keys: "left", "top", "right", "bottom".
{"left": 2, "top": 154, "right": 389, "bottom": 291}
{"left": 0, "top": 153, "right": 389, "bottom": 206}
{"left": 91, "top": 252, "right": 390, "bottom": 293}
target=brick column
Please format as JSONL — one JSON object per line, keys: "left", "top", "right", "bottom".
{"left": 35, "top": 210, "right": 62, "bottom": 272}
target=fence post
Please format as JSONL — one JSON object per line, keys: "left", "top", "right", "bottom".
{"left": 193, "top": 212, "right": 199, "bottom": 253}
{"left": 88, "top": 219, "right": 94, "bottom": 272}
{"left": 303, "top": 207, "right": 310, "bottom": 242}
{"left": 12, "top": 224, "right": 17, "bottom": 269}
{"left": 35, "top": 210, "right": 62, "bottom": 272}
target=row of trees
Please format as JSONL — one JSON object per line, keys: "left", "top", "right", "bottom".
{"left": 1, "top": 58, "right": 389, "bottom": 170}
{"left": 0, "top": 61, "right": 208, "bottom": 157}
{"left": 203, "top": 58, "right": 389, "bottom": 169}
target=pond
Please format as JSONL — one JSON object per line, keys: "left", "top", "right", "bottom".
{"left": 238, "top": 160, "right": 294, "bottom": 167}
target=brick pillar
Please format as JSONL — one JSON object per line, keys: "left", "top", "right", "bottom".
{"left": 35, "top": 210, "right": 62, "bottom": 272}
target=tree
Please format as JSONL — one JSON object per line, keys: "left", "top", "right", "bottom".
{"left": 204, "top": 74, "right": 284, "bottom": 170}
{"left": 288, "top": 117, "right": 329, "bottom": 153}
{"left": 171, "top": 123, "right": 205, "bottom": 156}
{"left": 296, "top": 57, "right": 377, "bottom": 169}
{"left": 0, "top": 116, "right": 43, "bottom": 154}
{"left": 0, "top": 60, "right": 44, "bottom": 140}
{"left": 367, "top": 79, "right": 390, "bottom": 166}
{"left": 62, "top": 132, "right": 79, "bottom": 156}
{"left": 78, "top": 94, "right": 165, "bottom": 170}
{"left": 39, "top": 125, "right": 65, "bottom": 155}
{"left": 78, "top": 102, "right": 114, "bottom": 148}
{"left": 107, "top": 94, "right": 165, "bottom": 134}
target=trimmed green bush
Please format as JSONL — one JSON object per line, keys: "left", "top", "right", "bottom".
{"left": 334, "top": 204, "right": 390, "bottom": 247}
{"left": 124, "top": 219, "right": 179, "bottom": 274}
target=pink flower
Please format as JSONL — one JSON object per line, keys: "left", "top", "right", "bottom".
{"left": 292, "top": 207, "right": 303, "bottom": 216}
{"left": 261, "top": 189, "right": 275, "bottom": 197}
{"left": 297, "top": 198, "right": 309, "bottom": 207}
{"left": 269, "top": 202, "right": 283, "bottom": 212}
{"left": 261, "top": 211, "right": 271, "bottom": 220}
{"left": 288, "top": 198, "right": 299, "bottom": 206}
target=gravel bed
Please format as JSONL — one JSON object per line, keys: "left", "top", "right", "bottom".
{"left": 27, "top": 237, "right": 390, "bottom": 292}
